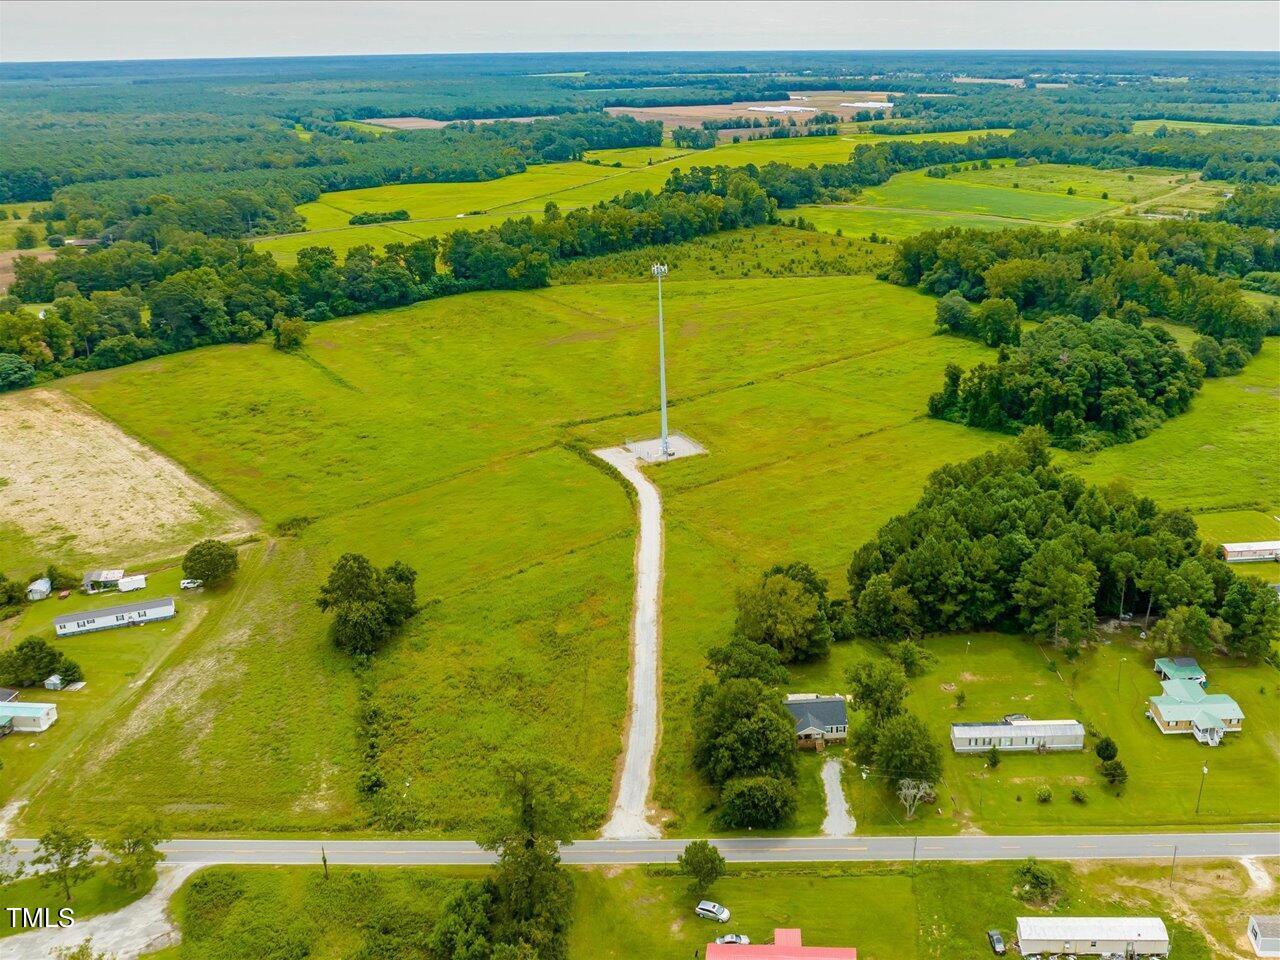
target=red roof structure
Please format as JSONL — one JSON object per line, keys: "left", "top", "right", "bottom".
{"left": 706, "top": 928, "right": 857, "bottom": 959}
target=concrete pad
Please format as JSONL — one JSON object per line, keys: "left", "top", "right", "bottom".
{"left": 624, "top": 432, "right": 707, "bottom": 464}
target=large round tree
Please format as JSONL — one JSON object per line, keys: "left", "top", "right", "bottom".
{"left": 182, "top": 539, "right": 238, "bottom": 586}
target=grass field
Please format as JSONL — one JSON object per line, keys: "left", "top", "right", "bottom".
{"left": 0, "top": 202, "right": 47, "bottom": 253}
{"left": 582, "top": 145, "right": 691, "bottom": 167}
{"left": 139, "top": 858, "right": 1276, "bottom": 959}
{"left": 945, "top": 162, "right": 1191, "bottom": 203}
{"left": 800, "top": 204, "right": 1049, "bottom": 240}
{"left": 856, "top": 168, "right": 1117, "bottom": 222}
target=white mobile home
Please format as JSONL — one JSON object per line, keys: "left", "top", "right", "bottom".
{"left": 1250, "top": 915, "right": 1280, "bottom": 957}
{"left": 0, "top": 702, "right": 59, "bottom": 734}
{"left": 1221, "top": 541, "right": 1280, "bottom": 563}
{"left": 54, "top": 596, "right": 176, "bottom": 638}
{"left": 1017, "top": 917, "right": 1169, "bottom": 957}
{"left": 951, "top": 715, "right": 1085, "bottom": 753}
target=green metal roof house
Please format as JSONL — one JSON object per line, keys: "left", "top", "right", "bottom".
{"left": 1148, "top": 678, "right": 1243, "bottom": 747}
{"left": 1153, "top": 656, "right": 1207, "bottom": 685}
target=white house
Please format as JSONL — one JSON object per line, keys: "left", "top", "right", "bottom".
{"left": 1016, "top": 917, "right": 1169, "bottom": 957}
{"left": 54, "top": 596, "right": 176, "bottom": 637}
{"left": 26, "top": 577, "right": 51, "bottom": 601}
{"left": 0, "top": 701, "right": 59, "bottom": 734}
{"left": 1221, "top": 541, "right": 1280, "bottom": 563}
{"left": 1249, "top": 915, "right": 1280, "bottom": 957}
{"left": 951, "top": 715, "right": 1085, "bottom": 753}
{"left": 82, "top": 569, "right": 125, "bottom": 593}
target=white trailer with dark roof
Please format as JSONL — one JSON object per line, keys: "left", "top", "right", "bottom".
{"left": 54, "top": 597, "right": 176, "bottom": 637}
{"left": 1017, "top": 916, "right": 1169, "bottom": 956}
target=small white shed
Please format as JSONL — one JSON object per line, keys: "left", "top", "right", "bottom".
{"left": 1250, "top": 915, "right": 1280, "bottom": 957}
{"left": 1017, "top": 916, "right": 1169, "bottom": 956}
{"left": 26, "top": 578, "right": 52, "bottom": 601}
{"left": 44, "top": 674, "right": 64, "bottom": 691}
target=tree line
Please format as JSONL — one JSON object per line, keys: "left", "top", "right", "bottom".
{"left": 1, "top": 176, "right": 777, "bottom": 388}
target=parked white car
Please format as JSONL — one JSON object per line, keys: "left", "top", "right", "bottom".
{"left": 715, "top": 933, "right": 750, "bottom": 944}
{"left": 180, "top": 579, "right": 203, "bottom": 589}
{"left": 695, "top": 901, "right": 730, "bottom": 923}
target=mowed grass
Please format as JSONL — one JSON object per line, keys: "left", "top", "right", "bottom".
{"left": 801, "top": 204, "right": 1047, "bottom": 240}
{"left": 582, "top": 145, "right": 692, "bottom": 167}
{"left": 0, "top": 562, "right": 231, "bottom": 814}
{"left": 1131, "top": 118, "right": 1277, "bottom": 133}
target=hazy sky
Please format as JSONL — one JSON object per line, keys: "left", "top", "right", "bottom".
{"left": 2, "top": 0, "right": 1278, "bottom": 63}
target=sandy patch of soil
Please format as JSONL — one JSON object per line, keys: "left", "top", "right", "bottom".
{"left": 0, "top": 389, "right": 254, "bottom": 562}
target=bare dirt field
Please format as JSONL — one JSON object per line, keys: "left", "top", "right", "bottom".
{"left": 0, "top": 389, "right": 255, "bottom": 570}
{"left": 364, "top": 114, "right": 553, "bottom": 130}
{"left": 606, "top": 90, "right": 893, "bottom": 129}
{"left": 0, "top": 247, "right": 55, "bottom": 291}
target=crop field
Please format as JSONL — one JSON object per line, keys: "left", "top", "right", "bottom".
{"left": 146, "top": 858, "right": 1273, "bottom": 959}
{"left": 582, "top": 145, "right": 691, "bottom": 167}
{"left": 1131, "top": 118, "right": 1276, "bottom": 133}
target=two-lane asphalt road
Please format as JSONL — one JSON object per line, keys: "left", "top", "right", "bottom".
{"left": 15, "top": 832, "right": 1274, "bottom": 867}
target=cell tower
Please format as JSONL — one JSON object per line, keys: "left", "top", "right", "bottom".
{"left": 651, "top": 263, "right": 671, "bottom": 458}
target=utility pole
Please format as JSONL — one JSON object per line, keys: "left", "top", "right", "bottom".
{"left": 652, "top": 263, "right": 671, "bottom": 458}
{"left": 1116, "top": 656, "right": 1127, "bottom": 694}
{"left": 1195, "top": 764, "right": 1209, "bottom": 814}
{"left": 1169, "top": 844, "right": 1178, "bottom": 886}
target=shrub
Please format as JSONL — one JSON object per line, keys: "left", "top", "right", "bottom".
{"left": 1093, "top": 736, "right": 1118, "bottom": 762}
{"left": 1012, "top": 857, "right": 1060, "bottom": 904}
{"left": 985, "top": 745, "right": 1001, "bottom": 769}
{"left": 715, "top": 776, "right": 797, "bottom": 829}
{"left": 677, "top": 839, "right": 726, "bottom": 894}
{"left": 1036, "top": 786, "right": 1052, "bottom": 804}
{"left": 0, "top": 637, "right": 83, "bottom": 687}
{"left": 1100, "top": 758, "right": 1128, "bottom": 788}
{"left": 0, "top": 353, "right": 36, "bottom": 392}
{"left": 182, "top": 539, "right": 239, "bottom": 586}
{"left": 1070, "top": 788, "right": 1088, "bottom": 804}
{"left": 954, "top": 690, "right": 966, "bottom": 709}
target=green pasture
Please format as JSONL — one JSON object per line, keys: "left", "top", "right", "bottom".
{"left": 337, "top": 119, "right": 393, "bottom": 136}
{"left": 858, "top": 168, "right": 1117, "bottom": 222}
{"left": 0, "top": 202, "right": 46, "bottom": 252}
{"left": 0, "top": 562, "right": 230, "bottom": 814}
{"left": 946, "top": 161, "right": 1190, "bottom": 203}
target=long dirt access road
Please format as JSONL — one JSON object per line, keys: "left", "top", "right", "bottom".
{"left": 593, "top": 444, "right": 663, "bottom": 839}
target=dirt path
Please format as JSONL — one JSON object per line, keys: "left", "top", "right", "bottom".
{"left": 820, "top": 757, "right": 856, "bottom": 837}
{"left": 594, "top": 445, "right": 663, "bottom": 840}
{"left": 3, "top": 863, "right": 197, "bottom": 959}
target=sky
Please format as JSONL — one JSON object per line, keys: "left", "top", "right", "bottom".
{"left": 1, "top": 0, "right": 1278, "bottom": 63}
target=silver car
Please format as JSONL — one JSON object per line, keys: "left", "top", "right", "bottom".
{"left": 695, "top": 900, "right": 730, "bottom": 923}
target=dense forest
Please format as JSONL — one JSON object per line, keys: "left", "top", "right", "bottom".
{"left": 847, "top": 430, "right": 1279, "bottom": 658}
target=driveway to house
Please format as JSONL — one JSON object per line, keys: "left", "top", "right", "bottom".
{"left": 820, "top": 757, "right": 856, "bottom": 837}
{"left": 593, "top": 444, "right": 663, "bottom": 839}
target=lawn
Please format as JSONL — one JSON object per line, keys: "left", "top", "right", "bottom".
{"left": 149, "top": 858, "right": 1273, "bottom": 959}
{"left": 800, "top": 204, "right": 1048, "bottom": 240}
{"left": 0, "top": 866, "right": 156, "bottom": 938}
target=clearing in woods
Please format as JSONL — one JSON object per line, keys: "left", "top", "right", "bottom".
{"left": 0, "top": 389, "right": 255, "bottom": 572}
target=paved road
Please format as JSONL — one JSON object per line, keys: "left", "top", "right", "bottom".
{"left": 14, "top": 832, "right": 1273, "bottom": 867}
{"left": 594, "top": 445, "right": 664, "bottom": 840}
